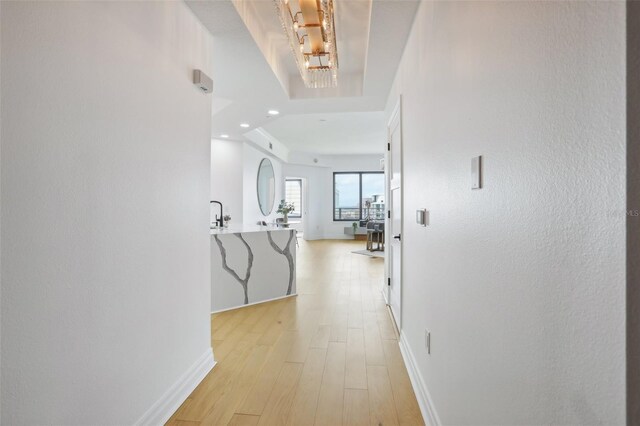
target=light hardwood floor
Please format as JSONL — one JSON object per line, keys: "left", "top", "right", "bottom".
{"left": 167, "top": 239, "right": 424, "bottom": 426}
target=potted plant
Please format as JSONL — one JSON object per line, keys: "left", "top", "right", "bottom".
{"left": 223, "top": 214, "right": 231, "bottom": 228}
{"left": 277, "top": 200, "right": 295, "bottom": 223}
{"left": 352, "top": 221, "right": 358, "bottom": 233}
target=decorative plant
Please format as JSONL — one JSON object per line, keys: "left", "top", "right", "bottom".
{"left": 277, "top": 200, "right": 295, "bottom": 217}
{"left": 352, "top": 221, "right": 358, "bottom": 232}
{"left": 223, "top": 214, "right": 231, "bottom": 222}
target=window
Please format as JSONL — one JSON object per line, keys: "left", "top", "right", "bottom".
{"left": 285, "top": 178, "right": 302, "bottom": 218}
{"left": 333, "top": 172, "right": 385, "bottom": 221}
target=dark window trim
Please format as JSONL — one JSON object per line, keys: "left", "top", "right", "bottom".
{"left": 285, "top": 178, "right": 303, "bottom": 218}
{"left": 333, "top": 171, "right": 384, "bottom": 222}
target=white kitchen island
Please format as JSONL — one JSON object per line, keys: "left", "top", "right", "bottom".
{"left": 210, "top": 225, "right": 296, "bottom": 312}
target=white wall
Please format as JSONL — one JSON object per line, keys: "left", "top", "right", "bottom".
{"left": 243, "top": 143, "right": 284, "bottom": 225}
{"left": 629, "top": 3, "right": 640, "bottom": 421}
{"left": 211, "top": 138, "right": 243, "bottom": 223}
{"left": 387, "top": 1, "right": 625, "bottom": 424}
{"left": 1, "top": 2, "right": 214, "bottom": 424}
{"left": 0, "top": 0, "right": 3, "bottom": 420}
{"left": 283, "top": 154, "right": 383, "bottom": 240}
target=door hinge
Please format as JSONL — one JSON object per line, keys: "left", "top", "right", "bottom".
{"left": 387, "top": 142, "right": 390, "bottom": 151}
{"left": 388, "top": 277, "right": 391, "bottom": 287}
{"left": 387, "top": 210, "right": 391, "bottom": 219}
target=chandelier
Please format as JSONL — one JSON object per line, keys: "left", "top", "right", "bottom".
{"left": 275, "top": 0, "right": 338, "bottom": 88}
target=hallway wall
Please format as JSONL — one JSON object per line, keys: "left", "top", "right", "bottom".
{"left": 1, "top": 2, "right": 214, "bottom": 424}
{"left": 628, "top": 1, "right": 640, "bottom": 422}
{"left": 387, "top": 1, "right": 626, "bottom": 424}
{"left": 211, "top": 138, "right": 244, "bottom": 222}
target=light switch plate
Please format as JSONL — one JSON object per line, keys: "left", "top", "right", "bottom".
{"left": 416, "top": 209, "right": 428, "bottom": 226}
{"left": 425, "top": 329, "right": 431, "bottom": 354}
{"left": 471, "top": 155, "right": 482, "bottom": 189}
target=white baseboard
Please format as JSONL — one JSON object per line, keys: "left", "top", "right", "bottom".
{"left": 381, "top": 288, "right": 389, "bottom": 305}
{"left": 398, "top": 332, "right": 441, "bottom": 426}
{"left": 211, "top": 293, "right": 297, "bottom": 314}
{"left": 135, "top": 348, "right": 215, "bottom": 426}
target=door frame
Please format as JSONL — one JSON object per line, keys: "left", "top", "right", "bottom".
{"left": 385, "top": 96, "right": 402, "bottom": 329}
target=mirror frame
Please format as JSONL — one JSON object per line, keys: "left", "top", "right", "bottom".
{"left": 256, "top": 158, "right": 276, "bottom": 216}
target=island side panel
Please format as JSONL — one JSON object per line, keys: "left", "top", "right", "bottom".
{"left": 211, "top": 230, "right": 297, "bottom": 312}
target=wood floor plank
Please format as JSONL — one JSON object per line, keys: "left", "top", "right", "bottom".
{"left": 348, "top": 301, "right": 364, "bottom": 329}
{"left": 211, "top": 323, "right": 253, "bottom": 362}
{"left": 377, "top": 310, "right": 399, "bottom": 340}
{"left": 363, "top": 312, "right": 386, "bottom": 366}
{"left": 310, "top": 324, "right": 331, "bottom": 349}
{"left": 314, "top": 341, "right": 347, "bottom": 426}
{"left": 211, "top": 312, "right": 229, "bottom": 332}
{"left": 214, "top": 309, "right": 250, "bottom": 340}
{"left": 165, "top": 420, "right": 200, "bottom": 426}
{"left": 199, "top": 344, "right": 272, "bottom": 425}
{"left": 342, "top": 389, "right": 370, "bottom": 426}
{"left": 167, "top": 399, "right": 193, "bottom": 424}
{"left": 237, "top": 331, "right": 296, "bottom": 415}
{"left": 286, "top": 348, "right": 327, "bottom": 426}
{"left": 345, "top": 328, "right": 367, "bottom": 390}
{"left": 257, "top": 362, "right": 303, "bottom": 426}
{"left": 227, "top": 414, "right": 260, "bottom": 426}
{"left": 250, "top": 299, "right": 286, "bottom": 334}
{"left": 285, "top": 330, "right": 313, "bottom": 363}
{"left": 242, "top": 304, "right": 269, "bottom": 327}
{"left": 367, "top": 365, "right": 400, "bottom": 426}
{"left": 382, "top": 340, "right": 425, "bottom": 426}
{"left": 175, "top": 339, "right": 256, "bottom": 421}
{"left": 329, "top": 310, "right": 349, "bottom": 343}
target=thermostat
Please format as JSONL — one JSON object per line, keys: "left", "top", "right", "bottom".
{"left": 193, "top": 69, "right": 213, "bottom": 94}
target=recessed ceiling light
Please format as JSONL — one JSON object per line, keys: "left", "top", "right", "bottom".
{"left": 319, "top": 119, "right": 327, "bottom": 122}
{"left": 220, "top": 134, "right": 229, "bottom": 138}
{"left": 268, "top": 110, "right": 280, "bottom": 116}
{"left": 240, "top": 123, "right": 250, "bottom": 128}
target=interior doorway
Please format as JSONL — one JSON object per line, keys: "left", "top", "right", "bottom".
{"left": 386, "top": 99, "right": 403, "bottom": 330}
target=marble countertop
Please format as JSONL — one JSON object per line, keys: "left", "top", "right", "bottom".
{"left": 210, "top": 224, "right": 294, "bottom": 235}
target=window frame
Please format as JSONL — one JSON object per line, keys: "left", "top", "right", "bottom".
{"left": 285, "top": 178, "right": 303, "bottom": 218}
{"left": 332, "top": 171, "right": 384, "bottom": 222}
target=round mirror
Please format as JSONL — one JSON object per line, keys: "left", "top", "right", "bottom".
{"left": 256, "top": 158, "right": 275, "bottom": 216}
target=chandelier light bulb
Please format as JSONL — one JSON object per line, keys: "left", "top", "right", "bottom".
{"left": 304, "top": 59, "right": 310, "bottom": 69}
{"left": 293, "top": 21, "right": 299, "bottom": 31}
{"left": 299, "top": 42, "right": 304, "bottom": 53}
{"left": 324, "top": 41, "right": 329, "bottom": 52}
{"left": 322, "top": 19, "right": 327, "bottom": 29}
{"left": 328, "top": 59, "right": 332, "bottom": 67}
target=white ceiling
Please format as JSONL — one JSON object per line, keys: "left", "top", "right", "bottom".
{"left": 186, "top": 0, "right": 419, "bottom": 155}
{"left": 262, "top": 111, "right": 386, "bottom": 155}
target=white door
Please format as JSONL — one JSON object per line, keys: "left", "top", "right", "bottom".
{"left": 387, "top": 100, "right": 402, "bottom": 328}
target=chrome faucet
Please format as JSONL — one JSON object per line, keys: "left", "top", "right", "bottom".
{"left": 210, "top": 200, "right": 223, "bottom": 228}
